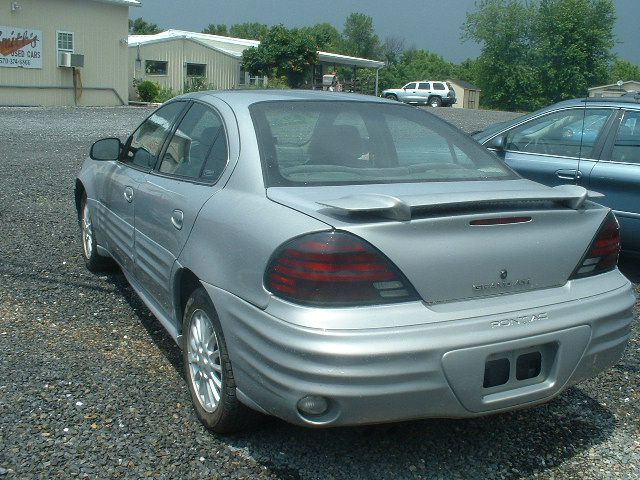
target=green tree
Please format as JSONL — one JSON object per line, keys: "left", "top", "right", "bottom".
{"left": 462, "top": 0, "right": 540, "bottom": 110}
{"left": 609, "top": 59, "right": 640, "bottom": 83}
{"left": 242, "top": 25, "right": 318, "bottom": 88}
{"left": 128, "top": 17, "right": 162, "bottom": 35}
{"left": 202, "top": 24, "right": 228, "bottom": 36}
{"left": 381, "top": 36, "right": 406, "bottom": 65}
{"left": 462, "top": 0, "right": 616, "bottom": 111}
{"left": 534, "top": 0, "right": 615, "bottom": 104}
{"left": 455, "top": 58, "right": 480, "bottom": 84}
{"left": 343, "top": 13, "right": 381, "bottom": 59}
{"left": 229, "top": 22, "right": 269, "bottom": 40}
{"left": 302, "top": 23, "right": 344, "bottom": 52}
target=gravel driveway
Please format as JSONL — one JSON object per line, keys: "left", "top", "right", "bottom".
{"left": 0, "top": 105, "right": 638, "bottom": 480}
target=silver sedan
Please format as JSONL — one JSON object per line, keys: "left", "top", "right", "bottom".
{"left": 75, "top": 90, "right": 635, "bottom": 432}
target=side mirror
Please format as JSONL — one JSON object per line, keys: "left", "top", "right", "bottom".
{"left": 487, "top": 135, "right": 506, "bottom": 151}
{"left": 90, "top": 138, "right": 122, "bottom": 161}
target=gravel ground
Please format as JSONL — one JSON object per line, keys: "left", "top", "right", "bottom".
{"left": 0, "top": 105, "right": 638, "bottom": 480}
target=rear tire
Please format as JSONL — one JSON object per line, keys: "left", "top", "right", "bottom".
{"left": 182, "top": 287, "right": 259, "bottom": 433}
{"left": 80, "top": 195, "right": 115, "bottom": 272}
{"left": 429, "top": 96, "right": 442, "bottom": 107}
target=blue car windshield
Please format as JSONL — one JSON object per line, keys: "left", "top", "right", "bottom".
{"left": 250, "top": 101, "right": 518, "bottom": 187}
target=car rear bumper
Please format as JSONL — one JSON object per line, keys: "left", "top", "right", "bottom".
{"left": 202, "top": 273, "right": 635, "bottom": 427}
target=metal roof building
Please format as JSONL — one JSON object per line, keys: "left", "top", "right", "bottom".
{"left": 128, "top": 29, "right": 386, "bottom": 100}
{"left": 588, "top": 80, "right": 640, "bottom": 98}
{"left": 0, "top": 0, "right": 139, "bottom": 106}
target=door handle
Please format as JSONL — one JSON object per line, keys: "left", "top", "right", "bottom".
{"left": 171, "top": 209, "right": 184, "bottom": 230}
{"left": 123, "top": 186, "right": 133, "bottom": 203}
{"left": 555, "top": 169, "right": 582, "bottom": 181}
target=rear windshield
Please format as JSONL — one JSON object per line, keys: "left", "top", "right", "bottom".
{"left": 250, "top": 101, "right": 517, "bottom": 187}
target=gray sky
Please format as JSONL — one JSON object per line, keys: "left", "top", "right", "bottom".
{"left": 132, "top": 0, "right": 640, "bottom": 64}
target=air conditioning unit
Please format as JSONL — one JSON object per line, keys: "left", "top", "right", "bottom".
{"left": 58, "top": 52, "right": 85, "bottom": 68}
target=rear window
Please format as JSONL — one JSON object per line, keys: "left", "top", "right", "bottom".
{"left": 250, "top": 101, "right": 517, "bottom": 187}
{"left": 433, "top": 82, "right": 446, "bottom": 90}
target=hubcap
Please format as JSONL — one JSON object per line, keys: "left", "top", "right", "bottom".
{"left": 187, "top": 309, "right": 223, "bottom": 413}
{"left": 82, "top": 203, "right": 93, "bottom": 259}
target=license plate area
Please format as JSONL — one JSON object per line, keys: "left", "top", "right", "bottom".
{"left": 483, "top": 344, "right": 555, "bottom": 390}
{"left": 441, "top": 325, "right": 591, "bottom": 413}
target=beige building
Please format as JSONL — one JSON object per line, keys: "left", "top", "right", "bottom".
{"left": 447, "top": 79, "right": 481, "bottom": 109}
{"left": 0, "top": 0, "right": 139, "bottom": 106}
{"left": 588, "top": 80, "right": 640, "bottom": 98}
{"left": 128, "top": 30, "right": 386, "bottom": 100}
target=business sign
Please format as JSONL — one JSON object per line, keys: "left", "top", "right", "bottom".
{"left": 0, "top": 26, "right": 42, "bottom": 69}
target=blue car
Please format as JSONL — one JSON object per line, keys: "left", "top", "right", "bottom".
{"left": 474, "top": 96, "right": 640, "bottom": 254}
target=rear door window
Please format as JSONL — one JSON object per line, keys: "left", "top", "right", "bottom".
{"left": 157, "top": 103, "right": 228, "bottom": 182}
{"left": 418, "top": 83, "right": 430, "bottom": 90}
{"left": 610, "top": 110, "right": 640, "bottom": 164}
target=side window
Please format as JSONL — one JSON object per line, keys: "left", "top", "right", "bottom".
{"left": 158, "top": 103, "right": 228, "bottom": 181}
{"left": 433, "top": 82, "right": 445, "bottom": 90}
{"left": 418, "top": 82, "right": 430, "bottom": 90}
{"left": 123, "top": 102, "right": 185, "bottom": 169}
{"left": 505, "top": 108, "right": 611, "bottom": 158}
{"left": 404, "top": 83, "right": 417, "bottom": 90}
{"left": 611, "top": 110, "right": 640, "bottom": 164}
{"left": 145, "top": 60, "right": 168, "bottom": 75}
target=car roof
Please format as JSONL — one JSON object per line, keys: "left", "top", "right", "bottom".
{"left": 175, "top": 89, "right": 393, "bottom": 109}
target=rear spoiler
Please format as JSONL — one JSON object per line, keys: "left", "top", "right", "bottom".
{"left": 317, "top": 185, "right": 604, "bottom": 221}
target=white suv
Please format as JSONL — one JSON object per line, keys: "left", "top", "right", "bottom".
{"left": 382, "top": 81, "right": 457, "bottom": 107}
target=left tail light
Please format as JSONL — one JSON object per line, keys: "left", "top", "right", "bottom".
{"left": 570, "top": 212, "right": 621, "bottom": 279}
{"left": 265, "top": 231, "right": 419, "bottom": 307}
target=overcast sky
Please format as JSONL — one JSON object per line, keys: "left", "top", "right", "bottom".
{"left": 132, "top": 0, "right": 640, "bottom": 64}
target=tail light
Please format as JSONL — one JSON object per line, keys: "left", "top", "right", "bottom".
{"left": 570, "top": 212, "right": 620, "bottom": 279}
{"left": 265, "top": 231, "right": 419, "bottom": 307}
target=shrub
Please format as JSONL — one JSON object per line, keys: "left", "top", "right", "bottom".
{"left": 155, "top": 87, "right": 178, "bottom": 103}
{"left": 184, "top": 76, "right": 216, "bottom": 93}
{"left": 136, "top": 80, "right": 160, "bottom": 102}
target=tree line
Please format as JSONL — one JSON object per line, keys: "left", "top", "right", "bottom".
{"left": 130, "top": 0, "right": 640, "bottom": 111}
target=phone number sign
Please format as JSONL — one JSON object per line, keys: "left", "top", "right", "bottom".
{"left": 0, "top": 26, "right": 42, "bottom": 69}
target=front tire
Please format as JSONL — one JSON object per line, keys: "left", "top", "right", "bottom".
{"left": 182, "top": 287, "right": 257, "bottom": 433}
{"left": 385, "top": 94, "right": 398, "bottom": 101}
{"left": 80, "top": 195, "right": 115, "bottom": 272}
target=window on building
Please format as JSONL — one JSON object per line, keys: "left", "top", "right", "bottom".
{"left": 186, "top": 63, "right": 206, "bottom": 77}
{"left": 145, "top": 60, "right": 168, "bottom": 76}
{"left": 57, "top": 31, "right": 74, "bottom": 52}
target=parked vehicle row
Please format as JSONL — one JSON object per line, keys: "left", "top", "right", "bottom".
{"left": 76, "top": 91, "right": 635, "bottom": 433}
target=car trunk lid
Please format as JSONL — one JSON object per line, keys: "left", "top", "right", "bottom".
{"left": 267, "top": 180, "right": 608, "bottom": 304}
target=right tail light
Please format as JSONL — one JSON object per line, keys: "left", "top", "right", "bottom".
{"left": 570, "top": 212, "right": 621, "bottom": 279}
